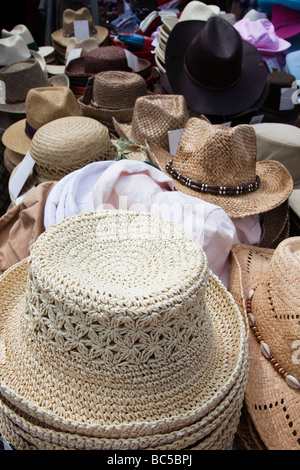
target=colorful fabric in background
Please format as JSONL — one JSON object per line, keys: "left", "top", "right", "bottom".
{"left": 258, "top": 0, "right": 300, "bottom": 14}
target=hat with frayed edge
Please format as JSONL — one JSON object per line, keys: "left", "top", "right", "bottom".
{"left": 165, "top": 16, "right": 269, "bottom": 117}
{"left": 2, "top": 87, "right": 80, "bottom": 156}
{"left": 0, "top": 59, "right": 70, "bottom": 114}
{"left": 113, "top": 94, "right": 189, "bottom": 151}
{"left": 229, "top": 237, "right": 300, "bottom": 450}
{"left": 78, "top": 71, "right": 149, "bottom": 132}
{"left": 148, "top": 117, "right": 293, "bottom": 219}
{"left": 0, "top": 210, "right": 248, "bottom": 448}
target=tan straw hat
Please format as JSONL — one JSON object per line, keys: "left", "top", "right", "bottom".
{"left": 78, "top": 71, "right": 149, "bottom": 132}
{"left": 148, "top": 117, "right": 294, "bottom": 219}
{"left": 0, "top": 59, "right": 69, "bottom": 114}
{"left": 113, "top": 94, "right": 189, "bottom": 151}
{"left": 229, "top": 237, "right": 300, "bottom": 450}
{"left": 0, "top": 210, "right": 248, "bottom": 449}
{"left": 2, "top": 87, "right": 80, "bottom": 156}
{"left": 27, "top": 116, "right": 116, "bottom": 181}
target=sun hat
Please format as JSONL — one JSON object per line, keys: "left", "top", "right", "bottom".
{"left": 165, "top": 16, "right": 269, "bottom": 117}
{"left": 0, "top": 59, "right": 70, "bottom": 114}
{"left": 51, "top": 7, "right": 109, "bottom": 52}
{"left": 178, "top": 0, "right": 220, "bottom": 21}
{"left": 27, "top": 116, "right": 116, "bottom": 182}
{"left": 113, "top": 94, "right": 189, "bottom": 151}
{"left": 147, "top": 117, "right": 294, "bottom": 219}
{"left": 286, "top": 50, "right": 300, "bottom": 80}
{"left": 0, "top": 209, "right": 248, "bottom": 448}
{"left": 234, "top": 18, "right": 291, "bottom": 55}
{"left": 229, "top": 237, "right": 300, "bottom": 450}
{"left": 1, "top": 23, "right": 55, "bottom": 62}
{"left": 271, "top": 4, "right": 300, "bottom": 39}
{"left": 2, "top": 87, "right": 80, "bottom": 157}
{"left": 78, "top": 71, "right": 149, "bottom": 132}
{"left": 252, "top": 122, "right": 300, "bottom": 187}
{"left": 0, "top": 35, "right": 31, "bottom": 66}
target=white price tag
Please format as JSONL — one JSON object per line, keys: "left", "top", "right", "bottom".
{"left": 66, "top": 47, "right": 82, "bottom": 66}
{"left": 124, "top": 49, "right": 140, "bottom": 72}
{"left": 8, "top": 152, "right": 35, "bottom": 200}
{"left": 73, "top": 20, "right": 90, "bottom": 40}
{"left": 249, "top": 114, "right": 264, "bottom": 124}
{"left": 0, "top": 80, "right": 6, "bottom": 104}
{"left": 280, "top": 88, "right": 296, "bottom": 111}
{"left": 168, "top": 128, "right": 184, "bottom": 155}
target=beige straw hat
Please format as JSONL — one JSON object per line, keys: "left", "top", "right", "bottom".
{"left": 229, "top": 237, "right": 300, "bottom": 450}
{"left": 148, "top": 117, "right": 294, "bottom": 219}
{"left": 113, "top": 94, "right": 189, "bottom": 151}
{"left": 78, "top": 71, "right": 149, "bottom": 132}
{"left": 27, "top": 116, "right": 115, "bottom": 181}
{"left": 2, "top": 87, "right": 80, "bottom": 156}
{"left": 0, "top": 59, "right": 69, "bottom": 114}
{"left": 0, "top": 210, "right": 248, "bottom": 449}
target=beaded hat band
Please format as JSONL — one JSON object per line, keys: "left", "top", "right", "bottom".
{"left": 166, "top": 159, "right": 260, "bottom": 195}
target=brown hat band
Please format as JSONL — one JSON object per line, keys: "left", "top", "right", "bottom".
{"left": 63, "top": 26, "right": 97, "bottom": 38}
{"left": 166, "top": 160, "right": 260, "bottom": 195}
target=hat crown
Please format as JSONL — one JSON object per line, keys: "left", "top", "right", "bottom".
{"left": 131, "top": 94, "right": 189, "bottom": 149}
{"left": 25, "top": 86, "right": 80, "bottom": 131}
{"left": 0, "top": 35, "right": 31, "bottom": 66}
{"left": 63, "top": 7, "right": 94, "bottom": 33}
{"left": 25, "top": 210, "right": 210, "bottom": 381}
{"left": 84, "top": 46, "right": 130, "bottom": 74}
{"left": 1, "top": 24, "right": 35, "bottom": 44}
{"left": 92, "top": 71, "right": 147, "bottom": 109}
{"left": 252, "top": 237, "right": 300, "bottom": 379}
{"left": 173, "top": 118, "right": 257, "bottom": 187}
{"left": 185, "top": 16, "right": 243, "bottom": 89}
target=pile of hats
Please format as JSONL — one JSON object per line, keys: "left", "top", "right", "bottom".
{"left": 0, "top": 209, "right": 248, "bottom": 450}
{"left": 50, "top": 7, "right": 109, "bottom": 64}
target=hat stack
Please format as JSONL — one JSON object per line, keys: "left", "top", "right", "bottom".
{"left": 154, "top": 16, "right": 178, "bottom": 75}
{"left": 0, "top": 210, "right": 248, "bottom": 450}
{"left": 51, "top": 7, "right": 109, "bottom": 65}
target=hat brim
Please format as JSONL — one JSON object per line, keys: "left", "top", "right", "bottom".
{"left": 147, "top": 141, "right": 294, "bottom": 218}
{"left": 165, "top": 20, "right": 269, "bottom": 116}
{"left": 51, "top": 26, "right": 109, "bottom": 49}
{"left": 229, "top": 243, "right": 300, "bottom": 450}
{"left": 0, "top": 75, "right": 70, "bottom": 114}
{"left": 0, "top": 257, "right": 247, "bottom": 439}
{"left": 2, "top": 118, "right": 29, "bottom": 155}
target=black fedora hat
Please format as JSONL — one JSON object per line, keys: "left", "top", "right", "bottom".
{"left": 165, "top": 16, "right": 269, "bottom": 117}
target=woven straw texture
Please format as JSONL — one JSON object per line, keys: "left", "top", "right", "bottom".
{"left": 29, "top": 116, "right": 115, "bottom": 180}
{"left": 229, "top": 239, "right": 300, "bottom": 450}
{"left": 259, "top": 199, "right": 290, "bottom": 249}
{"left": 78, "top": 71, "right": 148, "bottom": 125}
{"left": 148, "top": 117, "right": 294, "bottom": 218}
{"left": 0, "top": 211, "right": 247, "bottom": 447}
{"left": 113, "top": 94, "right": 189, "bottom": 151}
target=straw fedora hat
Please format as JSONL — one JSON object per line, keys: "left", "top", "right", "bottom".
{"left": 78, "top": 71, "right": 149, "bottom": 132}
{"left": 229, "top": 237, "right": 300, "bottom": 450}
{"left": 113, "top": 94, "right": 189, "bottom": 151}
{"left": 51, "top": 7, "right": 109, "bottom": 51}
{"left": 0, "top": 210, "right": 248, "bottom": 449}
{"left": 148, "top": 117, "right": 294, "bottom": 219}
{"left": 165, "top": 16, "right": 269, "bottom": 117}
{"left": 2, "top": 87, "right": 81, "bottom": 157}
{"left": 27, "top": 116, "right": 116, "bottom": 182}
{"left": 0, "top": 59, "right": 69, "bottom": 114}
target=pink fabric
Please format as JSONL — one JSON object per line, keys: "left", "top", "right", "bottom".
{"left": 234, "top": 18, "right": 291, "bottom": 53}
{"left": 271, "top": 4, "right": 300, "bottom": 39}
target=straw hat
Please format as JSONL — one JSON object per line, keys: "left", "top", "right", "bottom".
{"left": 259, "top": 200, "right": 290, "bottom": 249}
{"left": 113, "top": 94, "right": 189, "bottom": 151}
{"left": 148, "top": 117, "right": 294, "bottom": 219}
{"left": 0, "top": 35, "right": 31, "bottom": 66}
{"left": 51, "top": 7, "right": 109, "bottom": 51}
{"left": 0, "top": 59, "right": 69, "bottom": 114}
{"left": 165, "top": 16, "right": 269, "bottom": 117}
{"left": 0, "top": 210, "right": 248, "bottom": 449}
{"left": 27, "top": 116, "right": 116, "bottom": 181}
{"left": 2, "top": 87, "right": 81, "bottom": 156}
{"left": 78, "top": 71, "right": 149, "bottom": 132}
{"left": 229, "top": 237, "right": 300, "bottom": 450}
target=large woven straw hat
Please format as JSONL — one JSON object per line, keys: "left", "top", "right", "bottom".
{"left": 78, "top": 71, "right": 149, "bottom": 132}
{"left": 113, "top": 94, "right": 189, "bottom": 151}
{"left": 26, "top": 116, "right": 115, "bottom": 182}
{"left": 229, "top": 237, "right": 300, "bottom": 450}
{"left": 148, "top": 117, "right": 293, "bottom": 219}
{"left": 51, "top": 7, "right": 109, "bottom": 51}
{"left": 0, "top": 210, "right": 248, "bottom": 449}
{"left": 2, "top": 87, "right": 80, "bottom": 156}
{"left": 0, "top": 59, "right": 69, "bottom": 114}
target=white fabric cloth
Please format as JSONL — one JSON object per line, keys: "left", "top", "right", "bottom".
{"left": 44, "top": 160, "right": 262, "bottom": 288}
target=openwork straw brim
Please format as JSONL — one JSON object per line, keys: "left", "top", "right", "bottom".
{"left": 229, "top": 243, "right": 300, "bottom": 450}
{"left": 0, "top": 211, "right": 247, "bottom": 442}
{"left": 148, "top": 142, "right": 293, "bottom": 219}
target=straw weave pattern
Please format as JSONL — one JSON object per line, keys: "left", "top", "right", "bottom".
{"left": 29, "top": 116, "right": 115, "bottom": 180}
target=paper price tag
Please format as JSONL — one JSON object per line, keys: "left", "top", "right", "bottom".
{"left": 0, "top": 80, "right": 6, "bottom": 104}
{"left": 74, "top": 20, "right": 90, "bottom": 40}
{"left": 8, "top": 152, "right": 35, "bottom": 200}
{"left": 66, "top": 47, "right": 82, "bottom": 66}
{"left": 124, "top": 49, "right": 140, "bottom": 72}
{"left": 249, "top": 114, "right": 264, "bottom": 124}
{"left": 2, "top": 436, "right": 13, "bottom": 450}
{"left": 265, "top": 57, "right": 281, "bottom": 73}
{"left": 280, "top": 88, "right": 296, "bottom": 111}
{"left": 168, "top": 128, "right": 184, "bottom": 155}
